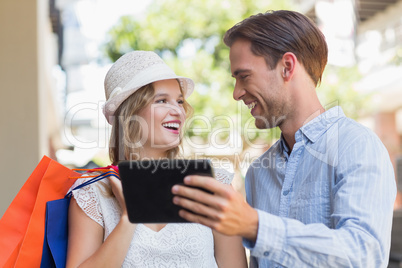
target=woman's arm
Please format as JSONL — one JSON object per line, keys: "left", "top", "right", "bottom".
{"left": 213, "top": 230, "right": 248, "bottom": 268}
{"left": 66, "top": 175, "right": 137, "bottom": 268}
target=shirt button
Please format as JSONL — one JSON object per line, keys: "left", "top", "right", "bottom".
{"left": 283, "top": 189, "right": 290, "bottom": 196}
{"left": 264, "top": 251, "right": 269, "bottom": 257}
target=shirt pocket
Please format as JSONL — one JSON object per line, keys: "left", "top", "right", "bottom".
{"left": 289, "top": 180, "right": 331, "bottom": 225}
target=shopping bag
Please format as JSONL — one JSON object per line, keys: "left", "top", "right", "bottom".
{"left": 0, "top": 156, "right": 51, "bottom": 267}
{"left": 0, "top": 155, "right": 80, "bottom": 268}
{"left": 40, "top": 198, "right": 71, "bottom": 268}
{"left": 40, "top": 170, "right": 120, "bottom": 268}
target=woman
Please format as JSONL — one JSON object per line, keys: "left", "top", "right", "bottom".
{"left": 66, "top": 51, "right": 247, "bottom": 267}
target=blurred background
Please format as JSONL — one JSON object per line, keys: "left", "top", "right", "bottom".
{"left": 1, "top": 0, "right": 402, "bottom": 264}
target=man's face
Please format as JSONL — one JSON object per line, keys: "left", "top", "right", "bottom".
{"left": 229, "top": 38, "right": 290, "bottom": 129}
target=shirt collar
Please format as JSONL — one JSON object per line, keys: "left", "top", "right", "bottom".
{"left": 278, "top": 106, "right": 345, "bottom": 154}
{"left": 299, "top": 106, "right": 345, "bottom": 143}
{"left": 279, "top": 133, "right": 290, "bottom": 156}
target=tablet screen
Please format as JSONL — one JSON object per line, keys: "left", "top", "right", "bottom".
{"left": 119, "top": 159, "right": 214, "bottom": 223}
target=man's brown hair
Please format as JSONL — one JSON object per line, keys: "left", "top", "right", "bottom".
{"left": 224, "top": 10, "right": 328, "bottom": 86}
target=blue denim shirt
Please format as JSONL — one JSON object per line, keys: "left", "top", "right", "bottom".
{"left": 243, "top": 106, "right": 396, "bottom": 268}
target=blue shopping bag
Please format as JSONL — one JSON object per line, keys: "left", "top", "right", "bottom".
{"left": 40, "top": 170, "right": 119, "bottom": 268}
{"left": 41, "top": 198, "right": 70, "bottom": 268}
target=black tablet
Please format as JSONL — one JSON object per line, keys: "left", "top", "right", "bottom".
{"left": 118, "top": 159, "right": 214, "bottom": 223}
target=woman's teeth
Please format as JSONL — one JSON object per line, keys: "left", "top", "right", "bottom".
{"left": 162, "top": 122, "right": 179, "bottom": 130}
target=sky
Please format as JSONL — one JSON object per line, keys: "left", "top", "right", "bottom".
{"left": 75, "top": 0, "right": 150, "bottom": 42}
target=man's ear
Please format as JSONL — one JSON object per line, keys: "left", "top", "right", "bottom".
{"left": 281, "top": 52, "right": 297, "bottom": 82}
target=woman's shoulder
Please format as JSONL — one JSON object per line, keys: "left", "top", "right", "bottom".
{"left": 69, "top": 171, "right": 112, "bottom": 227}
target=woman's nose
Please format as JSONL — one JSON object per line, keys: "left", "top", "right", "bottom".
{"left": 168, "top": 104, "right": 183, "bottom": 116}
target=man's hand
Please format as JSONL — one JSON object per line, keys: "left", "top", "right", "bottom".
{"left": 171, "top": 175, "right": 259, "bottom": 242}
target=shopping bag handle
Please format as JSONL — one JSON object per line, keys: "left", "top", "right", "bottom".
{"left": 65, "top": 170, "right": 119, "bottom": 198}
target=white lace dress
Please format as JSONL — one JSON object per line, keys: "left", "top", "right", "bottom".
{"left": 70, "top": 168, "right": 233, "bottom": 268}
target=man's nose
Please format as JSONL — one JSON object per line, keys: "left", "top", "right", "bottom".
{"left": 233, "top": 81, "right": 245, "bottom": 101}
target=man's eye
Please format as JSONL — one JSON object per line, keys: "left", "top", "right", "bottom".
{"left": 241, "top": 75, "right": 249, "bottom": 79}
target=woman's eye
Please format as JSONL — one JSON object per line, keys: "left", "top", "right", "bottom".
{"left": 156, "top": 99, "right": 167, "bottom": 104}
{"left": 178, "top": 99, "right": 184, "bottom": 105}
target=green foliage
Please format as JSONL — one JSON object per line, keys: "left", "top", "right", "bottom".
{"left": 391, "top": 46, "right": 402, "bottom": 65}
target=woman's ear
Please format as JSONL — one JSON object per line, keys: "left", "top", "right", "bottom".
{"left": 281, "top": 52, "right": 297, "bottom": 81}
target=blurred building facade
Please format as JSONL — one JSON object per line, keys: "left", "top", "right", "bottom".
{"left": 0, "top": 0, "right": 64, "bottom": 216}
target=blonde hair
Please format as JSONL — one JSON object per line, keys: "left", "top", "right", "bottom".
{"left": 108, "top": 80, "right": 193, "bottom": 165}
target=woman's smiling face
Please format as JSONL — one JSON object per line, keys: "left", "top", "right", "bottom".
{"left": 138, "top": 79, "right": 186, "bottom": 153}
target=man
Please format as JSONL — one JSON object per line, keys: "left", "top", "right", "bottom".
{"left": 172, "top": 10, "right": 396, "bottom": 267}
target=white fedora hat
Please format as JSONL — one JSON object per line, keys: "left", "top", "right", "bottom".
{"left": 103, "top": 51, "right": 194, "bottom": 124}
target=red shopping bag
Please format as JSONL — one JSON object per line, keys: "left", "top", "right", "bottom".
{"left": 0, "top": 155, "right": 80, "bottom": 268}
